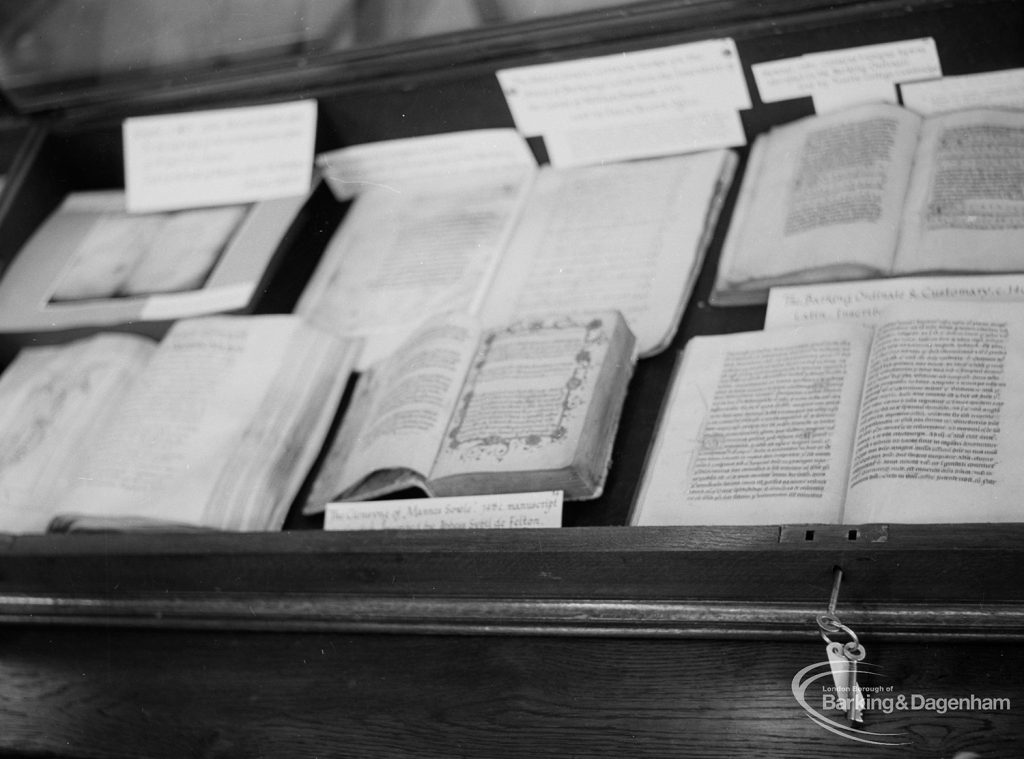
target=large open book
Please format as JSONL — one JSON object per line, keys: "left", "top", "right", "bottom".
{"left": 299, "top": 135, "right": 736, "bottom": 367}
{"left": 304, "top": 310, "right": 636, "bottom": 510}
{"left": 0, "top": 315, "right": 355, "bottom": 533}
{"left": 711, "top": 103, "right": 1024, "bottom": 305}
{"left": 631, "top": 300, "right": 1024, "bottom": 525}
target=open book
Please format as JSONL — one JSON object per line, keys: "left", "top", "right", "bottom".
{"left": 45, "top": 193, "right": 249, "bottom": 301}
{"left": 0, "top": 315, "right": 355, "bottom": 533}
{"left": 631, "top": 300, "right": 1024, "bottom": 525}
{"left": 304, "top": 310, "right": 636, "bottom": 510}
{"left": 0, "top": 189, "right": 309, "bottom": 337}
{"left": 711, "top": 103, "right": 1024, "bottom": 305}
{"left": 299, "top": 133, "right": 736, "bottom": 367}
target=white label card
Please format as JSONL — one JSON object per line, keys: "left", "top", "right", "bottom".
{"left": 542, "top": 106, "right": 746, "bottom": 168}
{"left": 753, "top": 38, "right": 941, "bottom": 113}
{"left": 901, "top": 68, "right": 1024, "bottom": 115}
{"left": 497, "top": 39, "right": 750, "bottom": 166}
{"left": 124, "top": 100, "right": 317, "bottom": 213}
{"left": 765, "top": 274, "right": 1024, "bottom": 328}
{"left": 324, "top": 490, "right": 563, "bottom": 531}
{"left": 316, "top": 129, "right": 536, "bottom": 200}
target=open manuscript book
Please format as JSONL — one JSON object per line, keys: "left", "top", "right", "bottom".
{"left": 300, "top": 130, "right": 736, "bottom": 367}
{"left": 712, "top": 103, "right": 1024, "bottom": 305}
{"left": 632, "top": 300, "right": 1024, "bottom": 526}
{"left": 0, "top": 189, "right": 308, "bottom": 336}
{"left": 0, "top": 315, "right": 355, "bottom": 533}
{"left": 304, "top": 310, "right": 636, "bottom": 511}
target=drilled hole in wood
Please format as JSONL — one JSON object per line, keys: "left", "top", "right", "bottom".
{"left": 805, "top": 529, "right": 815, "bottom": 541}
{"left": 848, "top": 529, "right": 859, "bottom": 540}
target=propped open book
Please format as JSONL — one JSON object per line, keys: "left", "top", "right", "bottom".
{"left": 301, "top": 130, "right": 736, "bottom": 367}
{"left": 0, "top": 315, "right": 355, "bottom": 533}
{"left": 712, "top": 103, "right": 1024, "bottom": 305}
{"left": 632, "top": 300, "right": 1024, "bottom": 526}
{"left": 304, "top": 310, "right": 636, "bottom": 511}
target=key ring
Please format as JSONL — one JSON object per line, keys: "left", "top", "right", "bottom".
{"left": 816, "top": 613, "right": 859, "bottom": 648}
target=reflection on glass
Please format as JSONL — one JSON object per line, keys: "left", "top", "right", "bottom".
{"left": 0, "top": 0, "right": 649, "bottom": 104}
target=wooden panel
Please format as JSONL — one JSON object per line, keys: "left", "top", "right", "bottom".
{"left": 2, "top": 525, "right": 1023, "bottom": 637}
{"left": 0, "top": 626, "right": 1018, "bottom": 757}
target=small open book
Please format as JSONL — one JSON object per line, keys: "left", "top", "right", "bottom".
{"left": 300, "top": 134, "right": 736, "bottom": 366}
{"left": 304, "top": 310, "right": 636, "bottom": 510}
{"left": 632, "top": 300, "right": 1024, "bottom": 525}
{"left": 712, "top": 103, "right": 1024, "bottom": 305}
{"left": 0, "top": 189, "right": 307, "bottom": 336}
{"left": 0, "top": 315, "right": 355, "bottom": 533}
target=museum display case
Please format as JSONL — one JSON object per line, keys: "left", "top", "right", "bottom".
{"left": 0, "top": 1, "right": 1021, "bottom": 755}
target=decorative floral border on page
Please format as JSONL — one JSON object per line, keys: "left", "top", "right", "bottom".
{"left": 444, "top": 314, "right": 610, "bottom": 463}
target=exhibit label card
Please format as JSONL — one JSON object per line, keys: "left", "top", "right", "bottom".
{"left": 124, "top": 100, "right": 317, "bottom": 213}
{"left": 901, "top": 68, "right": 1024, "bottom": 115}
{"left": 324, "top": 490, "right": 563, "bottom": 531}
{"left": 497, "top": 39, "right": 750, "bottom": 167}
{"left": 753, "top": 38, "right": 941, "bottom": 113}
{"left": 316, "top": 129, "right": 537, "bottom": 200}
{"left": 765, "top": 274, "right": 1024, "bottom": 328}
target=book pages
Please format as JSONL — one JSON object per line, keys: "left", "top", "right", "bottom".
{"left": 297, "top": 172, "right": 532, "bottom": 370}
{"left": 53, "top": 316, "right": 353, "bottom": 531}
{"left": 0, "top": 334, "right": 155, "bottom": 533}
{"left": 894, "top": 109, "right": 1024, "bottom": 274}
{"left": 480, "top": 149, "right": 735, "bottom": 356}
{"left": 305, "top": 313, "right": 481, "bottom": 509}
{"left": 632, "top": 322, "right": 872, "bottom": 525}
{"left": 123, "top": 205, "right": 248, "bottom": 294}
{"left": 716, "top": 103, "right": 920, "bottom": 292}
{"left": 843, "top": 300, "right": 1024, "bottom": 523}
{"left": 431, "top": 314, "right": 615, "bottom": 482}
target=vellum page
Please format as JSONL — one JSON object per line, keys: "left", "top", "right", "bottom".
{"left": 717, "top": 103, "right": 921, "bottom": 288}
{"left": 51, "top": 211, "right": 164, "bottom": 301}
{"left": 305, "top": 313, "right": 481, "bottom": 508}
{"left": 0, "top": 334, "right": 155, "bottom": 533}
{"left": 894, "top": 109, "right": 1024, "bottom": 274}
{"left": 198, "top": 321, "right": 356, "bottom": 530}
{"left": 123, "top": 205, "right": 248, "bottom": 295}
{"left": 480, "top": 150, "right": 734, "bottom": 356}
{"left": 631, "top": 322, "right": 873, "bottom": 526}
{"left": 54, "top": 316, "right": 331, "bottom": 530}
{"left": 297, "top": 171, "right": 532, "bottom": 369}
{"left": 431, "top": 314, "right": 614, "bottom": 482}
{"left": 843, "top": 300, "right": 1024, "bottom": 523}
{"left": 48, "top": 193, "right": 249, "bottom": 301}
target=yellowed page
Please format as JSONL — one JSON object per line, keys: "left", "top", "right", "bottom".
{"left": 715, "top": 103, "right": 921, "bottom": 292}
{"left": 50, "top": 206, "right": 163, "bottom": 300}
{"left": 480, "top": 150, "right": 735, "bottom": 356}
{"left": 430, "top": 313, "right": 621, "bottom": 484}
{"left": 631, "top": 322, "right": 872, "bottom": 526}
{"left": 54, "top": 316, "right": 354, "bottom": 530}
{"left": 893, "top": 108, "right": 1024, "bottom": 274}
{"left": 305, "top": 313, "right": 481, "bottom": 508}
{"left": 297, "top": 172, "right": 531, "bottom": 369}
{"left": 123, "top": 205, "right": 248, "bottom": 295}
{"left": 843, "top": 300, "right": 1024, "bottom": 523}
{"left": 0, "top": 334, "right": 155, "bottom": 533}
